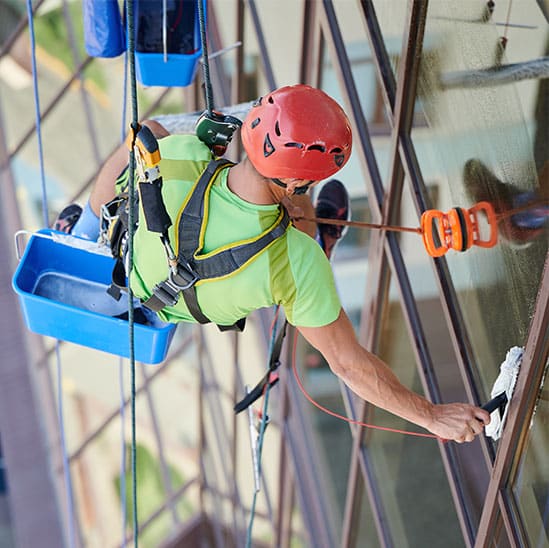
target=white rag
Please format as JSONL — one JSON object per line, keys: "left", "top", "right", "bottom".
{"left": 485, "top": 346, "right": 523, "bottom": 440}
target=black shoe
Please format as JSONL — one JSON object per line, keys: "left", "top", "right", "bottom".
{"left": 53, "top": 204, "right": 83, "bottom": 234}
{"left": 315, "top": 179, "right": 350, "bottom": 259}
{"left": 463, "top": 159, "right": 547, "bottom": 247}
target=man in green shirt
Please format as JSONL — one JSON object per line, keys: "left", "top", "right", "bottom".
{"left": 62, "top": 84, "right": 490, "bottom": 443}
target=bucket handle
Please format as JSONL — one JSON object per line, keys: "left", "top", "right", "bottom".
{"left": 14, "top": 230, "right": 33, "bottom": 261}
{"left": 14, "top": 229, "right": 112, "bottom": 261}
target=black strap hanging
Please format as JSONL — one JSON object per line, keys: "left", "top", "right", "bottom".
{"left": 234, "top": 320, "right": 288, "bottom": 413}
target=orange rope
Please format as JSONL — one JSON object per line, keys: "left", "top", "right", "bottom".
{"left": 297, "top": 197, "right": 549, "bottom": 234}
{"left": 290, "top": 330, "right": 441, "bottom": 440}
{"left": 299, "top": 215, "right": 422, "bottom": 235}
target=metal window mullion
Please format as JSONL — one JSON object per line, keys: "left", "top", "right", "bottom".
{"left": 5, "top": 56, "right": 93, "bottom": 166}
{"left": 384, "top": 232, "right": 476, "bottom": 546}
{"left": 0, "top": 0, "right": 47, "bottom": 60}
{"left": 358, "top": 0, "right": 491, "bottom": 451}
{"left": 317, "top": 3, "right": 399, "bottom": 546}
{"left": 384, "top": 0, "right": 492, "bottom": 467}
{"left": 247, "top": 0, "right": 277, "bottom": 91}
{"left": 230, "top": 333, "right": 249, "bottom": 546}
{"left": 299, "top": 0, "right": 322, "bottom": 87}
{"left": 232, "top": 0, "right": 245, "bottom": 105}
{"left": 68, "top": 333, "right": 194, "bottom": 463}
{"left": 199, "top": 332, "right": 247, "bottom": 528}
{"left": 381, "top": 5, "right": 484, "bottom": 541}
{"left": 275, "top": 378, "right": 291, "bottom": 547}
{"left": 383, "top": 0, "right": 427, "bottom": 223}
{"left": 61, "top": 0, "right": 102, "bottom": 167}
{"left": 283, "top": 325, "right": 338, "bottom": 548}
{"left": 196, "top": 330, "right": 226, "bottom": 548}
{"left": 139, "top": 364, "right": 180, "bottom": 528}
{"left": 339, "top": 384, "right": 394, "bottom": 548}
{"left": 357, "top": 0, "right": 396, "bottom": 116}
{"left": 340, "top": 236, "right": 394, "bottom": 548}
{"left": 204, "top": 0, "right": 231, "bottom": 108}
{"left": 475, "top": 251, "right": 549, "bottom": 547}
{"left": 397, "top": 139, "right": 495, "bottom": 472}
{"left": 319, "top": 0, "right": 386, "bottom": 209}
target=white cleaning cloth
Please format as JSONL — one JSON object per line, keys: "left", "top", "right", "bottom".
{"left": 485, "top": 346, "right": 523, "bottom": 440}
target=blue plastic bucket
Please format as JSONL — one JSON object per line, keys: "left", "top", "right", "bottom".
{"left": 12, "top": 230, "right": 176, "bottom": 364}
{"left": 134, "top": 0, "right": 205, "bottom": 87}
{"left": 135, "top": 50, "right": 202, "bottom": 87}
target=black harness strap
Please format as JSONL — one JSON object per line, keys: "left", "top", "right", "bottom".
{"left": 233, "top": 320, "right": 288, "bottom": 413}
{"left": 143, "top": 159, "right": 290, "bottom": 332}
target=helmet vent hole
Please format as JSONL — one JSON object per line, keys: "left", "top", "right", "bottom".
{"left": 307, "top": 144, "right": 326, "bottom": 153}
{"left": 274, "top": 121, "right": 281, "bottom": 136}
{"left": 251, "top": 117, "right": 261, "bottom": 129}
{"left": 268, "top": 96, "right": 275, "bottom": 104}
{"left": 330, "top": 147, "right": 342, "bottom": 153}
{"left": 284, "top": 142, "right": 303, "bottom": 149}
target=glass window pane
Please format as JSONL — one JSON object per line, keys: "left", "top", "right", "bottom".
{"left": 411, "top": 1, "right": 548, "bottom": 400}
{"left": 511, "top": 358, "right": 549, "bottom": 547}
{"left": 369, "top": 287, "right": 463, "bottom": 546}
{"left": 294, "top": 334, "right": 353, "bottom": 534}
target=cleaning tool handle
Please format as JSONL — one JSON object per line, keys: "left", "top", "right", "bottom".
{"left": 482, "top": 392, "right": 508, "bottom": 413}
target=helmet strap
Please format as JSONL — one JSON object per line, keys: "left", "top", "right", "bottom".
{"left": 271, "top": 178, "right": 314, "bottom": 195}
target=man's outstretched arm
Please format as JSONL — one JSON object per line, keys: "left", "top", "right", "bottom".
{"left": 298, "top": 309, "right": 490, "bottom": 443}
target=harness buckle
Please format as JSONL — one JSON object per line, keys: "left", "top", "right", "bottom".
{"left": 170, "top": 261, "right": 199, "bottom": 290}
{"left": 150, "top": 261, "right": 200, "bottom": 308}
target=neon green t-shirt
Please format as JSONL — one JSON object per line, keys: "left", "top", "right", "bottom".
{"left": 129, "top": 134, "right": 341, "bottom": 328}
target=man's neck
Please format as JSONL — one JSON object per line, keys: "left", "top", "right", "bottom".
{"left": 227, "top": 158, "right": 285, "bottom": 205}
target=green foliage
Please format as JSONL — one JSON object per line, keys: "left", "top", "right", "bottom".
{"left": 113, "top": 443, "right": 195, "bottom": 547}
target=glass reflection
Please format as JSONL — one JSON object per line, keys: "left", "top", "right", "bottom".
{"left": 370, "top": 288, "right": 463, "bottom": 546}
{"left": 512, "top": 359, "right": 549, "bottom": 547}
{"left": 410, "top": 0, "right": 548, "bottom": 399}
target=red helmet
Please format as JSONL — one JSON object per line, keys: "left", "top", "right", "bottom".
{"left": 241, "top": 85, "right": 352, "bottom": 180}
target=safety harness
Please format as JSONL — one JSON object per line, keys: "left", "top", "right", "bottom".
{"left": 103, "top": 126, "right": 290, "bottom": 332}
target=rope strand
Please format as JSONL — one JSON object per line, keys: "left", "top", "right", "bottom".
{"left": 26, "top": 0, "right": 49, "bottom": 228}
{"left": 245, "top": 306, "right": 281, "bottom": 547}
{"left": 125, "top": 0, "right": 139, "bottom": 545}
{"left": 26, "top": 2, "right": 78, "bottom": 544}
{"left": 291, "top": 330, "right": 440, "bottom": 440}
{"left": 197, "top": 0, "right": 214, "bottom": 115}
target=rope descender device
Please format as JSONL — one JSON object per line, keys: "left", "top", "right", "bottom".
{"left": 126, "top": 124, "right": 178, "bottom": 268}
{"left": 195, "top": 109, "right": 242, "bottom": 157}
{"left": 420, "top": 201, "right": 498, "bottom": 257}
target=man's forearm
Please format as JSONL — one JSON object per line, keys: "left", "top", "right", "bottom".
{"left": 336, "top": 346, "right": 435, "bottom": 430}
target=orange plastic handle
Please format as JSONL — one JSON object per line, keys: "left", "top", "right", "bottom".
{"left": 421, "top": 209, "right": 449, "bottom": 257}
{"left": 468, "top": 201, "right": 498, "bottom": 248}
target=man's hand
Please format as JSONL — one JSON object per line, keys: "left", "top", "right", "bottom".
{"left": 423, "top": 403, "right": 490, "bottom": 443}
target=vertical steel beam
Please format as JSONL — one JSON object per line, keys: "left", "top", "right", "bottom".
{"left": 247, "top": 0, "right": 277, "bottom": 90}
{"left": 140, "top": 365, "right": 180, "bottom": 527}
{"left": 317, "top": 2, "right": 398, "bottom": 546}
{"left": 299, "top": 0, "right": 322, "bottom": 87}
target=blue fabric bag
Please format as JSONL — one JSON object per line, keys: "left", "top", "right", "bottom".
{"left": 83, "top": 0, "right": 126, "bottom": 58}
